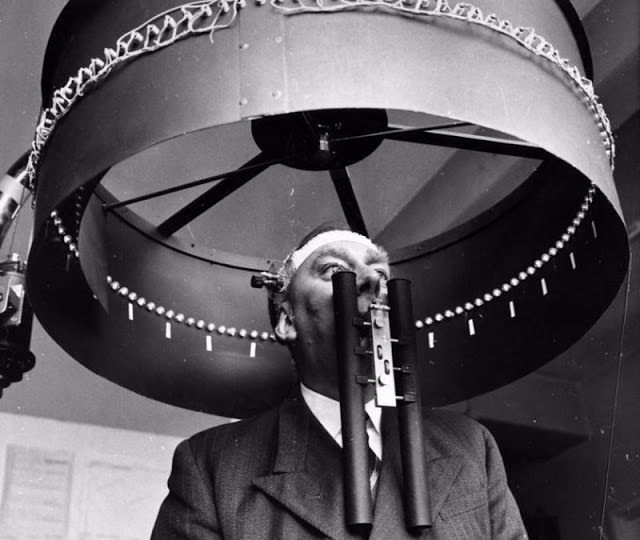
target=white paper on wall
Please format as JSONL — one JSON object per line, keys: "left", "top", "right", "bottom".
{"left": 0, "top": 445, "right": 73, "bottom": 539}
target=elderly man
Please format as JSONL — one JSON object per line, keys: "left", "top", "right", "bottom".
{"left": 152, "top": 227, "right": 527, "bottom": 539}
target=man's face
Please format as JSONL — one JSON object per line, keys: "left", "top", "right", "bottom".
{"left": 277, "top": 239, "right": 390, "bottom": 399}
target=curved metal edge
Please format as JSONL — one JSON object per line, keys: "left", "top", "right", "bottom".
{"left": 95, "top": 185, "right": 276, "bottom": 272}
{"left": 26, "top": 160, "right": 630, "bottom": 416}
{"left": 30, "top": 1, "right": 617, "bottom": 235}
{"left": 401, "top": 175, "right": 630, "bottom": 405}
{"left": 96, "top": 162, "right": 542, "bottom": 270}
{"left": 24, "top": 0, "right": 629, "bottom": 416}
{"left": 26, "top": 222, "right": 296, "bottom": 418}
{"left": 386, "top": 159, "right": 548, "bottom": 264}
{"left": 554, "top": 0, "right": 594, "bottom": 78}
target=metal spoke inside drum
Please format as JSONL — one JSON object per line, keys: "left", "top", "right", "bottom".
{"left": 383, "top": 125, "right": 548, "bottom": 159}
{"left": 156, "top": 153, "right": 272, "bottom": 237}
{"left": 103, "top": 118, "right": 546, "bottom": 240}
{"left": 329, "top": 121, "right": 473, "bottom": 144}
{"left": 329, "top": 167, "right": 368, "bottom": 237}
{"left": 103, "top": 154, "right": 280, "bottom": 212}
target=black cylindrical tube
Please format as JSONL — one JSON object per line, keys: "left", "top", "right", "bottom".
{"left": 332, "top": 271, "right": 372, "bottom": 528}
{"left": 388, "top": 278, "right": 432, "bottom": 529}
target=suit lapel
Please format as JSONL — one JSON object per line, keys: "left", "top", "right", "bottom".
{"left": 252, "top": 398, "right": 349, "bottom": 539}
{"left": 370, "top": 410, "right": 463, "bottom": 539}
{"left": 253, "top": 400, "right": 464, "bottom": 539}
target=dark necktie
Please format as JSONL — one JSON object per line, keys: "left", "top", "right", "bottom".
{"left": 368, "top": 448, "right": 380, "bottom": 497}
{"left": 367, "top": 419, "right": 381, "bottom": 499}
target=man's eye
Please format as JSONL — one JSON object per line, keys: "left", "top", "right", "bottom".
{"left": 375, "top": 269, "right": 390, "bottom": 281}
{"left": 322, "top": 263, "right": 348, "bottom": 276}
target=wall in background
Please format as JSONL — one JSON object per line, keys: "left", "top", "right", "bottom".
{"left": 0, "top": 411, "right": 180, "bottom": 539}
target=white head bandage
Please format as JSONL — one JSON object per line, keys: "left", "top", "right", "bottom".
{"left": 286, "top": 230, "right": 378, "bottom": 272}
{"left": 260, "top": 230, "right": 379, "bottom": 295}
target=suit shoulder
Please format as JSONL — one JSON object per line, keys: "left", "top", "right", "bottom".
{"left": 184, "top": 406, "right": 279, "bottom": 459}
{"left": 425, "top": 408, "right": 485, "bottom": 433}
{"left": 422, "top": 408, "right": 492, "bottom": 455}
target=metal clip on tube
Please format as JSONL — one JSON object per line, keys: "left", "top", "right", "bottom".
{"left": 388, "top": 278, "right": 432, "bottom": 530}
{"left": 332, "top": 271, "right": 372, "bottom": 529}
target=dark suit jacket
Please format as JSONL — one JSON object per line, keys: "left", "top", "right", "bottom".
{"left": 152, "top": 397, "right": 526, "bottom": 539}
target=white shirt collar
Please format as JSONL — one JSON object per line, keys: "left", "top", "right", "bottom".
{"left": 300, "top": 383, "right": 382, "bottom": 460}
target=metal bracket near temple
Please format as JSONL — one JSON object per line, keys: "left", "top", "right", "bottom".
{"left": 368, "top": 302, "right": 397, "bottom": 407}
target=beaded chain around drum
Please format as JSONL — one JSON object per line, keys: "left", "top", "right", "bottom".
{"left": 26, "top": 0, "right": 613, "bottom": 194}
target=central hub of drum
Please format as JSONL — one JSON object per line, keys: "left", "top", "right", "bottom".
{"left": 251, "top": 109, "right": 388, "bottom": 171}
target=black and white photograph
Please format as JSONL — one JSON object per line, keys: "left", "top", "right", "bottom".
{"left": 0, "top": 1, "right": 638, "bottom": 538}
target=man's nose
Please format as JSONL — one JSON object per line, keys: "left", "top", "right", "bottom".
{"left": 356, "top": 266, "right": 382, "bottom": 300}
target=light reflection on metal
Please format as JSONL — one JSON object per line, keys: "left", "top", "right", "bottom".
{"left": 0, "top": 153, "right": 35, "bottom": 398}
{"left": 0, "top": 153, "right": 30, "bottom": 246}
{"left": 0, "top": 254, "right": 35, "bottom": 398}
{"left": 367, "top": 302, "right": 397, "bottom": 408}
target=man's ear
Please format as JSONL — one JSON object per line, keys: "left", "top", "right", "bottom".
{"left": 275, "top": 302, "right": 297, "bottom": 343}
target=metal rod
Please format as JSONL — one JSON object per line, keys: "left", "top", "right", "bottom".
{"left": 384, "top": 124, "right": 547, "bottom": 159}
{"left": 329, "top": 168, "right": 368, "bottom": 237}
{"left": 332, "top": 271, "right": 373, "bottom": 529}
{"left": 102, "top": 154, "right": 279, "bottom": 212}
{"left": 7, "top": 151, "right": 31, "bottom": 187}
{"left": 388, "top": 278, "right": 432, "bottom": 530}
{"left": 329, "top": 122, "right": 473, "bottom": 143}
{"left": 157, "top": 153, "right": 271, "bottom": 236}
